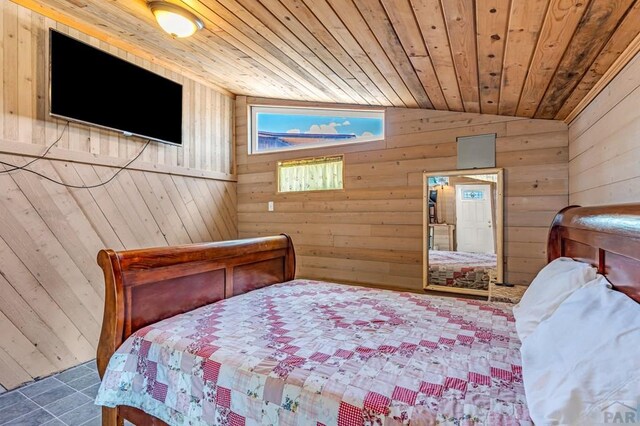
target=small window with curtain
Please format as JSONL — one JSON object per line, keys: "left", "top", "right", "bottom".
{"left": 278, "top": 156, "right": 344, "bottom": 193}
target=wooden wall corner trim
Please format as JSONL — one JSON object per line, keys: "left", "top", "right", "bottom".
{"left": 0, "top": 140, "right": 237, "bottom": 182}
{"left": 567, "top": 47, "right": 640, "bottom": 206}
{"left": 564, "top": 33, "right": 640, "bottom": 124}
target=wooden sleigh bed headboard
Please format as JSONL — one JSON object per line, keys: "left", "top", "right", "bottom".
{"left": 548, "top": 203, "right": 640, "bottom": 303}
{"left": 96, "top": 234, "right": 296, "bottom": 377}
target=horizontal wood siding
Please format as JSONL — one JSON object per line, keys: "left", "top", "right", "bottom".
{"left": 236, "top": 96, "right": 569, "bottom": 292}
{"left": 0, "top": 3, "right": 236, "bottom": 390}
{"left": 569, "top": 52, "right": 640, "bottom": 205}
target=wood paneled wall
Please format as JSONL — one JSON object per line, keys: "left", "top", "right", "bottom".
{"left": 0, "top": 2, "right": 236, "bottom": 390}
{"left": 569, "top": 52, "right": 640, "bottom": 205}
{"left": 1, "top": 1, "right": 234, "bottom": 178}
{"left": 0, "top": 160, "right": 236, "bottom": 389}
{"left": 236, "top": 96, "right": 569, "bottom": 291}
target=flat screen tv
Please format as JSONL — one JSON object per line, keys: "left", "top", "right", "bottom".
{"left": 49, "top": 29, "right": 183, "bottom": 145}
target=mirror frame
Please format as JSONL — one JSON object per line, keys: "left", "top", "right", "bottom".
{"left": 422, "top": 168, "right": 504, "bottom": 296}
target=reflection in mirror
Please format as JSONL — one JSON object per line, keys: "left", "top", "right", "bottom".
{"left": 423, "top": 169, "right": 503, "bottom": 296}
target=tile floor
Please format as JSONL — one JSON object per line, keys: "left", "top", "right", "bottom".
{"left": 0, "top": 360, "right": 102, "bottom": 426}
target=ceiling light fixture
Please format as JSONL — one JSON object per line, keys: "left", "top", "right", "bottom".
{"left": 148, "top": 2, "right": 204, "bottom": 38}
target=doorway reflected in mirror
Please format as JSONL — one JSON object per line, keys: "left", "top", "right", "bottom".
{"left": 423, "top": 169, "right": 504, "bottom": 297}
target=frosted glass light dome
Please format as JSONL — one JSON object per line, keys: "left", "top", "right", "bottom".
{"left": 148, "top": 2, "right": 204, "bottom": 38}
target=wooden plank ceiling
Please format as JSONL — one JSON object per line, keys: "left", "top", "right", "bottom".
{"left": 16, "top": 0, "right": 640, "bottom": 120}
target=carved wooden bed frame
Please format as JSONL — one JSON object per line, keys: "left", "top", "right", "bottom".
{"left": 96, "top": 204, "right": 640, "bottom": 425}
{"left": 548, "top": 203, "right": 640, "bottom": 302}
{"left": 96, "top": 234, "right": 295, "bottom": 425}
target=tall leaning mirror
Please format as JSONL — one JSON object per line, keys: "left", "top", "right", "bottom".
{"left": 423, "top": 168, "right": 504, "bottom": 297}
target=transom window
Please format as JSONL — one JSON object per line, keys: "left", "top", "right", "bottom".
{"left": 250, "top": 105, "right": 384, "bottom": 154}
{"left": 462, "top": 190, "right": 485, "bottom": 200}
{"left": 278, "top": 156, "right": 344, "bottom": 193}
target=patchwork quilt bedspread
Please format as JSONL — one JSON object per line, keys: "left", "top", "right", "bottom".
{"left": 429, "top": 251, "right": 498, "bottom": 290}
{"left": 96, "top": 279, "right": 530, "bottom": 425}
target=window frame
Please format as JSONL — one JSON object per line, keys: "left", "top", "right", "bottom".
{"left": 249, "top": 104, "right": 385, "bottom": 155}
{"left": 277, "top": 155, "right": 345, "bottom": 194}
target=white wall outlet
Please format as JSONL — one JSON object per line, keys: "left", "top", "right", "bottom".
{"left": 268, "top": 201, "right": 274, "bottom": 212}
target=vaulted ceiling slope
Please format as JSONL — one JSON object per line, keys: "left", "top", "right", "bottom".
{"left": 17, "top": 0, "right": 640, "bottom": 120}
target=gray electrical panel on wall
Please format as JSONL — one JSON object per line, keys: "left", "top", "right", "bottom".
{"left": 457, "top": 134, "right": 496, "bottom": 169}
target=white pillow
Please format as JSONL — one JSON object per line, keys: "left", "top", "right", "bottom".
{"left": 513, "top": 257, "right": 596, "bottom": 340}
{"left": 521, "top": 276, "right": 640, "bottom": 425}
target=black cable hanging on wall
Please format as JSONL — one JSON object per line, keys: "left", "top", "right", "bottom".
{"left": 0, "top": 121, "right": 151, "bottom": 189}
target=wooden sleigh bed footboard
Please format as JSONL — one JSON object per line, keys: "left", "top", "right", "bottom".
{"left": 96, "top": 235, "right": 296, "bottom": 425}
